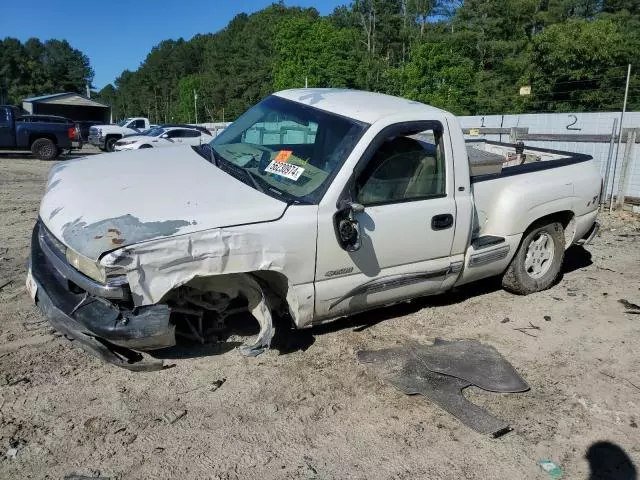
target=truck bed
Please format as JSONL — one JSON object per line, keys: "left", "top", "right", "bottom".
{"left": 466, "top": 139, "right": 592, "bottom": 178}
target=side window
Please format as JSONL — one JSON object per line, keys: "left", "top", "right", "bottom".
{"left": 183, "top": 129, "right": 201, "bottom": 138}
{"left": 0, "top": 109, "right": 10, "bottom": 126}
{"left": 356, "top": 128, "right": 446, "bottom": 206}
{"left": 165, "top": 129, "right": 183, "bottom": 138}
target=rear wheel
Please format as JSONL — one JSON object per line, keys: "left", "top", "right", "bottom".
{"left": 502, "top": 221, "right": 565, "bottom": 295}
{"left": 139, "top": 144, "right": 152, "bottom": 149}
{"left": 105, "top": 137, "right": 118, "bottom": 152}
{"left": 31, "top": 138, "right": 58, "bottom": 161}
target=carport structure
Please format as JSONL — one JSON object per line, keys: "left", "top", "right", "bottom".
{"left": 22, "top": 93, "right": 111, "bottom": 139}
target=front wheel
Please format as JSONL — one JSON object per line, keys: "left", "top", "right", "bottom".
{"left": 31, "top": 138, "right": 59, "bottom": 161}
{"left": 502, "top": 221, "right": 565, "bottom": 295}
{"left": 105, "top": 137, "right": 118, "bottom": 152}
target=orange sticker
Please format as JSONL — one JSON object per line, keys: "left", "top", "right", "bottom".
{"left": 274, "top": 150, "right": 293, "bottom": 163}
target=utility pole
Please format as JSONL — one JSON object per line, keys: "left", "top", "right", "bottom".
{"left": 193, "top": 89, "right": 198, "bottom": 124}
{"left": 305, "top": 76, "right": 308, "bottom": 88}
{"left": 609, "top": 64, "right": 632, "bottom": 212}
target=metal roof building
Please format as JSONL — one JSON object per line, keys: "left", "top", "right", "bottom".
{"left": 22, "top": 92, "right": 110, "bottom": 123}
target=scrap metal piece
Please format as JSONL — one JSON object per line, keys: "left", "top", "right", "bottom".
{"left": 412, "top": 338, "right": 529, "bottom": 393}
{"left": 357, "top": 344, "right": 518, "bottom": 437}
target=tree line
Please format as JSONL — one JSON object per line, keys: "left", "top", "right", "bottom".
{"left": 0, "top": 38, "right": 93, "bottom": 105}
{"left": 3, "top": 1, "right": 640, "bottom": 122}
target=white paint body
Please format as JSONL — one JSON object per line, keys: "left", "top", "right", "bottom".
{"left": 38, "top": 89, "right": 601, "bottom": 328}
{"left": 94, "top": 117, "right": 151, "bottom": 137}
{"left": 113, "top": 127, "right": 213, "bottom": 151}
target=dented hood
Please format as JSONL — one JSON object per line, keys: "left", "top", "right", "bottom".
{"left": 39, "top": 146, "right": 287, "bottom": 260}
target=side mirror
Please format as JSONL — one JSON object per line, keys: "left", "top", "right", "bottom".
{"left": 334, "top": 198, "right": 364, "bottom": 252}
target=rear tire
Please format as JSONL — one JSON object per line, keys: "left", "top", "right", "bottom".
{"left": 31, "top": 138, "right": 58, "bottom": 161}
{"left": 502, "top": 221, "right": 565, "bottom": 295}
{"left": 105, "top": 137, "right": 118, "bottom": 152}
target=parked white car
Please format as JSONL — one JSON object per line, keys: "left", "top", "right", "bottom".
{"left": 88, "top": 117, "right": 151, "bottom": 152}
{"left": 113, "top": 126, "right": 213, "bottom": 151}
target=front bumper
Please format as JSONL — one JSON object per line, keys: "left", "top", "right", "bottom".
{"left": 114, "top": 143, "right": 137, "bottom": 151}
{"left": 29, "top": 222, "right": 173, "bottom": 370}
{"left": 88, "top": 135, "right": 105, "bottom": 148}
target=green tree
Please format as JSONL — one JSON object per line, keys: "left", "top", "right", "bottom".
{"left": 273, "top": 16, "right": 361, "bottom": 90}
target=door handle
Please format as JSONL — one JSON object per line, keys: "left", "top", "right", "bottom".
{"left": 431, "top": 214, "right": 454, "bottom": 230}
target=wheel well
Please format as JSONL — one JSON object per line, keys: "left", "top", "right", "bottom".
{"left": 29, "top": 134, "right": 57, "bottom": 148}
{"left": 106, "top": 134, "right": 122, "bottom": 140}
{"left": 525, "top": 211, "right": 574, "bottom": 233}
{"left": 524, "top": 210, "right": 575, "bottom": 248}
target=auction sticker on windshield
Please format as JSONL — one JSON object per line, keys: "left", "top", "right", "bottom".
{"left": 274, "top": 150, "right": 293, "bottom": 163}
{"left": 265, "top": 159, "right": 305, "bottom": 181}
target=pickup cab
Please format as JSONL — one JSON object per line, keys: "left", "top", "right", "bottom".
{"left": 0, "top": 106, "right": 81, "bottom": 160}
{"left": 28, "top": 89, "right": 601, "bottom": 369}
{"left": 88, "top": 117, "right": 150, "bottom": 152}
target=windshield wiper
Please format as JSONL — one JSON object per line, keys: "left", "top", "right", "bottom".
{"left": 215, "top": 156, "right": 265, "bottom": 193}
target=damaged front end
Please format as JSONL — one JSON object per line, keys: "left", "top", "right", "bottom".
{"left": 29, "top": 222, "right": 275, "bottom": 370}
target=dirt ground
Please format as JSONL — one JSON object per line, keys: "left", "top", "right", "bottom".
{"left": 1, "top": 150, "right": 639, "bottom": 480}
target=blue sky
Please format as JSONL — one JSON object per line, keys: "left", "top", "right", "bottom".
{"left": 0, "top": 0, "right": 348, "bottom": 90}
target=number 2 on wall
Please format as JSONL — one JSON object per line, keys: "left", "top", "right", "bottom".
{"left": 566, "top": 114, "right": 582, "bottom": 131}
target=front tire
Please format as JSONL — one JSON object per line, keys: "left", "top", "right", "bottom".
{"left": 105, "top": 137, "right": 118, "bottom": 152}
{"left": 31, "top": 138, "right": 58, "bottom": 161}
{"left": 502, "top": 221, "right": 565, "bottom": 295}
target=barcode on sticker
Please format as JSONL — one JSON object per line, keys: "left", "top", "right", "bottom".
{"left": 264, "top": 160, "right": 305, "bottom": 181}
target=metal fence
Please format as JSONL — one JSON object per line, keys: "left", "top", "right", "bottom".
{"left": 457, "top": 112, "right": 640, "bottom": 205}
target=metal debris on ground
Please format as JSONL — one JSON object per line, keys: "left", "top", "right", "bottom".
{"left": 357, "top": 339, "right": 529, "bottom": 437}
{"left": 619, "top": 299, "right": 640, "bottom": 310}
{"left": 501, "top": 317, "right": 510, "bottom": 323}
{"left": 538, "top": 459, "right": 564, "bottom": 479}
{"left": 513, "top": 322, "right": 541, "bottom": 337}
{"left": 211, "top": 378, "right": 226, "bottom": 391}
{"left": 162, "top": 409, "right": 187, "bottom": 424}
{"left": 6, "top": 438, "right": 26, "bottom": 459}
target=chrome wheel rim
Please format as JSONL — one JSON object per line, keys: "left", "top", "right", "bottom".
{"left": 524, "top": 232, "right": 554, "bottom": 279}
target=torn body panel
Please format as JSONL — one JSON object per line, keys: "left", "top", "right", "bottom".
{"left": 32, "top": 193, "right": 318, "bottom": 364}
{"left": 100, "top": 205, "right": 318, "bottom": 329}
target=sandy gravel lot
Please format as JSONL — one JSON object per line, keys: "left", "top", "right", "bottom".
{"left": 1, "top": 151, "right": 639, "bottom": 479}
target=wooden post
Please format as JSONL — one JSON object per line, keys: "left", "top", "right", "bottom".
{"left": 617, "top": 128, "right": 637, "bottom": 209}
{"left": 509, "top": 127, "right": 518, "bottom": 143}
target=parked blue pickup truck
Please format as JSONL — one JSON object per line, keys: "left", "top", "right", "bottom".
{"left": 0, "top": 106, "right": 81, "bottom": 160}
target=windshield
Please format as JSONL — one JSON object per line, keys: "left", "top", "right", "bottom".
{"left": 116, "top": 119, "right": 130, "bottom": 127}
{"left": 210, "top": 95, "right": 368, "bottom": 204}
{"left": 145, "top": 127, "right": 165, "bottom": 137}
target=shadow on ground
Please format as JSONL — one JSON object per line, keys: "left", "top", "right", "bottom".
{"left": 586, "top": 441, "right": 637, "bottom": 480}
{"left": 0, "top": 149, "right": 101, "bottom": 161}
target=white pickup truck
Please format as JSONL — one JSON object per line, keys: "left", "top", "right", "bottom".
{"left": 28, "top": 89, "right": 601, "bottom": 370}
{"left": 88, "top": 117, "right": 151, "bottom": 152}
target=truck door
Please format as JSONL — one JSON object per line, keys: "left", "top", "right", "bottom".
{"left": 314, "top": 121, "right": 459, "bottom": 320}
{"left": 0, "top": 108, "right": 16, "bottom": 147}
